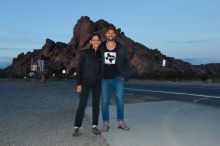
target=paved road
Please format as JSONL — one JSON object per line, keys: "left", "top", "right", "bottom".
{"left": 89, "top": 101, "right": 220, "bottom": 146}
{"left": 86, "top": 81, "right": 220, "bottom": 146}
{"left": 125, "top": 81, "right": 220, "bottom": 106}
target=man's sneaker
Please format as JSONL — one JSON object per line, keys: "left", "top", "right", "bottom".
{"left": 101, "top": 124, "right": 110, "bottom": 132}
{"left": 72, "top": 128, "right": 80, "bottom": 137}
{"left": 92, "top": 127, "right": 101, "bottom": 135}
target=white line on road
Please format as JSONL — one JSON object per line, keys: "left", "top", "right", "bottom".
{"left": 125, "top": 87, "right": 220, "bottom": 99}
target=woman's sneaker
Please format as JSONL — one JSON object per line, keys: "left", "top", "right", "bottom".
{"left": 92, "top": 127, "right": 101, "bottom": 135}
{"left": 72, "top": 128, "right": 80, "bottom": 137}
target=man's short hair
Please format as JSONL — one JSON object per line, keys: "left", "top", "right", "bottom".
{"left": 106, "top": 25, "right": 116, "bottom": 32}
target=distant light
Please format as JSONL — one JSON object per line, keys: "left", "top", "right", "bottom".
{"left": 62, "top": 70, "right": 66, "bottom": 74}
{"left": 162, "top": 60, "right": 166, "bottom": 67}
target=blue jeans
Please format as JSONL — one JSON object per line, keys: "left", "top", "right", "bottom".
{"left": 101, "top": 76, "right": 124, "bottom": 123}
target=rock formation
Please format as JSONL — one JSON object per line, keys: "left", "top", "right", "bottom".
{"left": 3, "top": 16, "right": 220, "bottom": 81}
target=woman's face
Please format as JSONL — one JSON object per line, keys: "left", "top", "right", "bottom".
{"left": 90, "top": 35, "right": 101, "bottom": 49}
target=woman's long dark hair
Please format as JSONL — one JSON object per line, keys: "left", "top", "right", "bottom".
{"left": 89, "top": 32, "right": 101, "bottom": 41}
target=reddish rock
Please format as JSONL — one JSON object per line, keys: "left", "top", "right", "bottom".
{"left": 3, "top": 16, "right": 220, "bottom": 81}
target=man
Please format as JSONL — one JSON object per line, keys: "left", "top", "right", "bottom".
{"left": 100, "top": 26, "right": 131, "bottom": 132}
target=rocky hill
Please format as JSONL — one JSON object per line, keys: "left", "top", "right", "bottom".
{"left": 3, "top": 16, "right": 220, "bottom": 81}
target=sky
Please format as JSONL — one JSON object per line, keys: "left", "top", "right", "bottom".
{"left": 0, "top": 0, "right": 220, "bottom": 68}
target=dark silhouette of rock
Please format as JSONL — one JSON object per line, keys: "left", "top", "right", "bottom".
{"left": 194, "top": 63, "right": 220, "bottom": 81}
{"left": 2, "top": 16, "right": 220, "bottom": 81}
{"left": 0, "top": 69, "right": 7, "bottom": 78}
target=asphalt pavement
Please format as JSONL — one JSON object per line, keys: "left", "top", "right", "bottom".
{"left": 87, "top": 81, "right": 220, "bottom": 146}
{"left": 87, "top": 101, "right": 220, "bottom": 146}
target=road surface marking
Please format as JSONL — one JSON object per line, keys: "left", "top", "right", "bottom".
{"left": 125, "top": 87, "right": 220, "bottom": 99}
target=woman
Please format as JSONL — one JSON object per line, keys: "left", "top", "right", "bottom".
{"left": 73, "top": 33, "right": 102, "bottom": 137}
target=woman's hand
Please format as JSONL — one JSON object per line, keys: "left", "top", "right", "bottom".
{"left": 76, "top": 85, "right": 82, "bottom": 93}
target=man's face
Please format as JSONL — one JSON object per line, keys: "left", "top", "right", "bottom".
{"left": 105, "top": 30, "right": 116, "bottom": 41}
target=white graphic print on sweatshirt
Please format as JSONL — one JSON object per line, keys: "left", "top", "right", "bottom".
{"left": 104, "top": 52, "right": 116, "bottom": 64}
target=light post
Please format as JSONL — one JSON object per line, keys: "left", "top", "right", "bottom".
{"left": 162, "top": 59, "right": 166, "bottom": 80}
{"left": 62, "top": 69, "right": 66, "bottom": 80}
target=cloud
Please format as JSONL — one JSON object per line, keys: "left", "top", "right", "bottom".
{"left": 0, "top": 56, "right": 13, "bottom": 69}
{"left": 0, "top": 47, "right": 29, "bottom": 58}
{"left": 0, "top": 29, "right": 69, "bottom": 48}
{"left": 165, "top": 39, "right": 220, "bottom": 44}
{"left": 0, "top": 62, "right": 11, "bottom": 69}
{"left": 0, "top": 56, "right": 13, "bottom": 62}
{"left": 182, "top": 57, "right": 220, "bottom": 65}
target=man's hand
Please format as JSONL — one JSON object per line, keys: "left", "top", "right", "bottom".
{"left": 76, "top": 85, "right": 82, "bottom": 93}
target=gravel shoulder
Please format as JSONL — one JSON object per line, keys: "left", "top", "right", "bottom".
{"left": 0, "top": 80, "right": 109, "bottom": 146}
